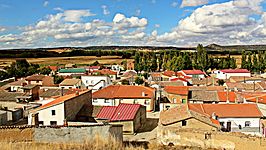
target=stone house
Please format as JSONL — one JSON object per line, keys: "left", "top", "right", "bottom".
{"left": 96, "top": 103, "right": 146, "bottom": 134}
{"left": 159, "top": 104, "right": 220, "bottom": 131}
{"left": 25, "top": 74, "right": 54, "bottom": 86}
{"left": 163, "top": 86, "right": 189, "bottom": 104}
{"left": 28, "top": 90, "right": 92, "bottom": 126}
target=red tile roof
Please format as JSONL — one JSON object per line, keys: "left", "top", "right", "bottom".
{"left": 188, "top": 104, "right": 262, "bottom": 118}
{"left": 92, "top": 85, "right": 155, "bottom": 99}
{"left": 220, "top": 69, "right": 250, "bottom": 73}
{"left": 96, "top": 103, "right": 142, "bottom": 121}
{"left": 26, "top": 74, "right": 46, "bottom": 81}
{"left": 89, "top": 66, "right": 101, "bottom": 69}
{"left": 35, "top": 90, "right": 90, "bottom": 111}
{"left": 170, "top": 77, "right": 189, "bottom": 82}
{"left": 241, "top": 92, "right": 266, "bottom": 104}
{"left": 164, "top": 86, "right": 189, "bottom": 95}
{"left": 162, "top": 71, "right": 176, "bottom": 77}
{"left": 217, "top": 91, "right": 236, "bottom": 102}
{"left": 181, "top": 70, "right": 205, "bottom": 75}
{"left": 48, "top": 66, "right": 60, "bottom": 71}
{"left": 94, "top": 69, "right": 117, "bottom": 75}
{"left": 96, "top": 106, "right": 117, "bottom": 119}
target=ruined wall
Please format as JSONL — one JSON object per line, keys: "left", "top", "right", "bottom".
{"left": 158, "top": 126, "right": 266, "bottom": 150}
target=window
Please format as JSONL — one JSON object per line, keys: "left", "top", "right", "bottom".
{"left": 50, "top": 121, "right": 57, "bottom": 126}
{"left": 182, "top": 99, "right": 186, "bottom": 104}
{"left": 166, "top": 106, "right": 170, "bottom": 110}
{"left": 51, "top": 110, "right": 56, "bottom": 116}
{"left": 104, "top": 99, "right": 109, "bottom": 103}
{"left": 245, "top": 121, "right": 251, "bottom": 127}
{"left": 182, "top": 120, "right": 187, "bottom": 126}
{"left": 39, "top": 121, "right": 44, "bottom": 125}
{"left": 133, "top": 99, "right": 138, "bottom": 104}
{"left": 220, "top": 122, "right": 224, "bottom": 127}
{"left": 36, "top": 80, "right": 39, "bottom": 83}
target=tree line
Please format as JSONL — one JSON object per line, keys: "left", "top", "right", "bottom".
{"left": 134, "top": 44, "right": 237, "bottom": 72}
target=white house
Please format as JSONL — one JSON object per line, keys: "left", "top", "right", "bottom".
{"left": 189, "top": 103, "right": 263, "bottom": 136}
{"left": 59, "top": 79, "right": 82, "bottom": 89}
{"left": 81, "top": 76, "right": 112, "bottom": 92}
{"left": 92, "top": 85, "right": 156, "bottom": 111}
{"left": 213, "top": 69, "right": 251, "bottom": 80}
{"left": 28, "top": 90, "right": 92, "bottom": 126}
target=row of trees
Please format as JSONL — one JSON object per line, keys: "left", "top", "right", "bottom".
{"left": 134, "top": 44, "right": 237, "bottom": 72}
{"left": 241, "top": 51, "right": 266, "bottom": 73}
{"left": 0, "top": 59, "right": 51, "bottom": 80}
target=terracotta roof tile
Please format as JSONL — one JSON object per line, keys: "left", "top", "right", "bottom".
{"left": 164, "top": 86, "right": 189, "bottom": 95}
{"left": 26, "top": 74, "right": 46, "bottom": 81}
{"left": 162, "top": 71, "right": 176, "bottom": 77}
{"left": 188, "top": 103, "right": 262, "bottom": 118}
{"left": 94, "top": 69, "right": 117, "bottom": 75}
{"left": 92, "top": 85, "right": 155, "bottom": 99}
{"left": 217, "top": 91, "right": 236, "bottom": 102}
{"left": 181, "top": 70, "right": 205, "bottom": 75}
{"left": 220, "top": 69, "right": 250, "bottom": 73}
{"left": 59, "top": 79, "right": 81, "bottom": 86}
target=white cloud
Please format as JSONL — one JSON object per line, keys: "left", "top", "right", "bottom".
{"left": 43, "top": 1, "right": 49, "bottom": 7}
{"left": 180, "top": 0, "right": 208, "bottom": 8}
{"left": 113, "top": 13, "right": 148, "bottom": 29}
{"left": 54, "top": 7, "right": 63, "bottom": 12}
{"left": 155, "top": 24, "right": 160, "bottom": 28}
{"left": 101, "top": 5, "right": 110, "bottom": 15}
{"left": 63, "top": 10, "right": 95, "bottom": 22}
{"left": 0, "top": 27, "right": 6, "bottom": 32}
{"left": 171, "top": 2, "right": 178, "bottom": 8}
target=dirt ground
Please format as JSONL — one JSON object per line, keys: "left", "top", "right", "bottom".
{"left": 0, "top": 56, "right": 133, "bottom": 67}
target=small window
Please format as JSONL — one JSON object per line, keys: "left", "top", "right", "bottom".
{"left": 245, "top": 121, "right": 251, "bottom": 127}
{"left": 36, "top": 80, "right": 39, "bottom": 83}
{"left": 51, "top": 110, "right": 56, "bottom": 116}
{"left": 166, "top": 106, "right": 170, "bottom": 110}
{"left": 39, "top": 121, "right": 44, "bottom": 125}
{"left": 182, "top": 99, "right": 186, "bottom": 104}
{"left": 220, "top": 122, "right": 224, "bottom": 127}
{"left": 50, "top": 121, "right": 57, "bottom": 126}
{"left": 133, "top": 99, "right": 138, "bottom": 104}
{"left": 182, "top": 120, "right": 187, "bottom": 126}
{"left": 104, "top": 99, "right": 109, "bottom": 103}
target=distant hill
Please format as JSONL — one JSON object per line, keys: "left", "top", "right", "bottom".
{"left": 205, "top": 43, "right": 266, "bottom": 51}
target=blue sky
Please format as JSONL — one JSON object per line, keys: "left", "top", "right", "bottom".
{"left": 0, "top": 0, "right": 266, "bottom": 48}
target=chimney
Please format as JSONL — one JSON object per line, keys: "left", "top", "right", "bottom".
{"left": 61, "top": 87, "right": 64, "bottom": 96}
{"left": 226, "top": 88, "right": 229, "bottom": 103}
{"left": 211, "top": 112, "right": 217, "bottom": 120}
{"left": 75, "top": 91, "right": 79, "bottom": 96}
{"left": 142, "top": 91, "right": 145, "bottom": 97}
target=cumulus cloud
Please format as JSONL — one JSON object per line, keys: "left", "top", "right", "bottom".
{"left": 63, "top": 10, "right": 95, "bottom": 22}
{"left": 180, "top": 0, "right": 208, "bottom": 8}
{"left": 43, "top": 1, "right": 49, "bottom": 7}
{"left": 101, "top": 5, "right": 110, "bottom": 15}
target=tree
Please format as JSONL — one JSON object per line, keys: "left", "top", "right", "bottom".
{"left": 39, "top": 67, "right": 52, "bottom": 75}
{"left": 196, "top": 44, "right": 208, "bottom": 71}
{"left": 229, "top": 58, "right": 237, "bottom": 69}
{"left": 241, "top": 50, "right": 247, "bottom": 69}
{"left": 150, "top": 52, "right": 158, "bottom": 71}
{"left": 183, "top": 53, "right": 192, "bottom": 70}
{"left": 0, "top": 71, "right": 9, "bottom": 80}
{"left": 252, "top": 53, "right": 258, "bottom": 73}
{"left": 121, "top": 79, "right": 129, "bottom": 85}
{"left": 247, "top": 52, "right": 252, "bottom": 71}
{"left": 134, "top": 52, "right": 141, "bottom": 72}
{"left": 258, "top": 51, "right": 264, "bottom": 72}
{"left": 53, "top": 75, "right": 64, "bottom": 84}
{"left": 135, "top": 76, "right": 144, "bottom": 85}
{"left": 217, "top": 79, "right": 225, "bottom": 86}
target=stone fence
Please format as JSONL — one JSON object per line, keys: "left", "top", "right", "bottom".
{"left": 157, "top": 126, "right": 266, "bottom": 150}
{"left": 0, "top": 124, "right": 123, "bottom": 143}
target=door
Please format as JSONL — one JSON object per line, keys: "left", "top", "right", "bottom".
{"left": 226, "top": 122, "right": 231, "bottom": 132}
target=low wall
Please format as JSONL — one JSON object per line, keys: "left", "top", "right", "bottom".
{"left": 0, "top": 125, "right": 123, "bottom": 143}
{"left": 158, "top": 126, "right": 266, "bottom": 150}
